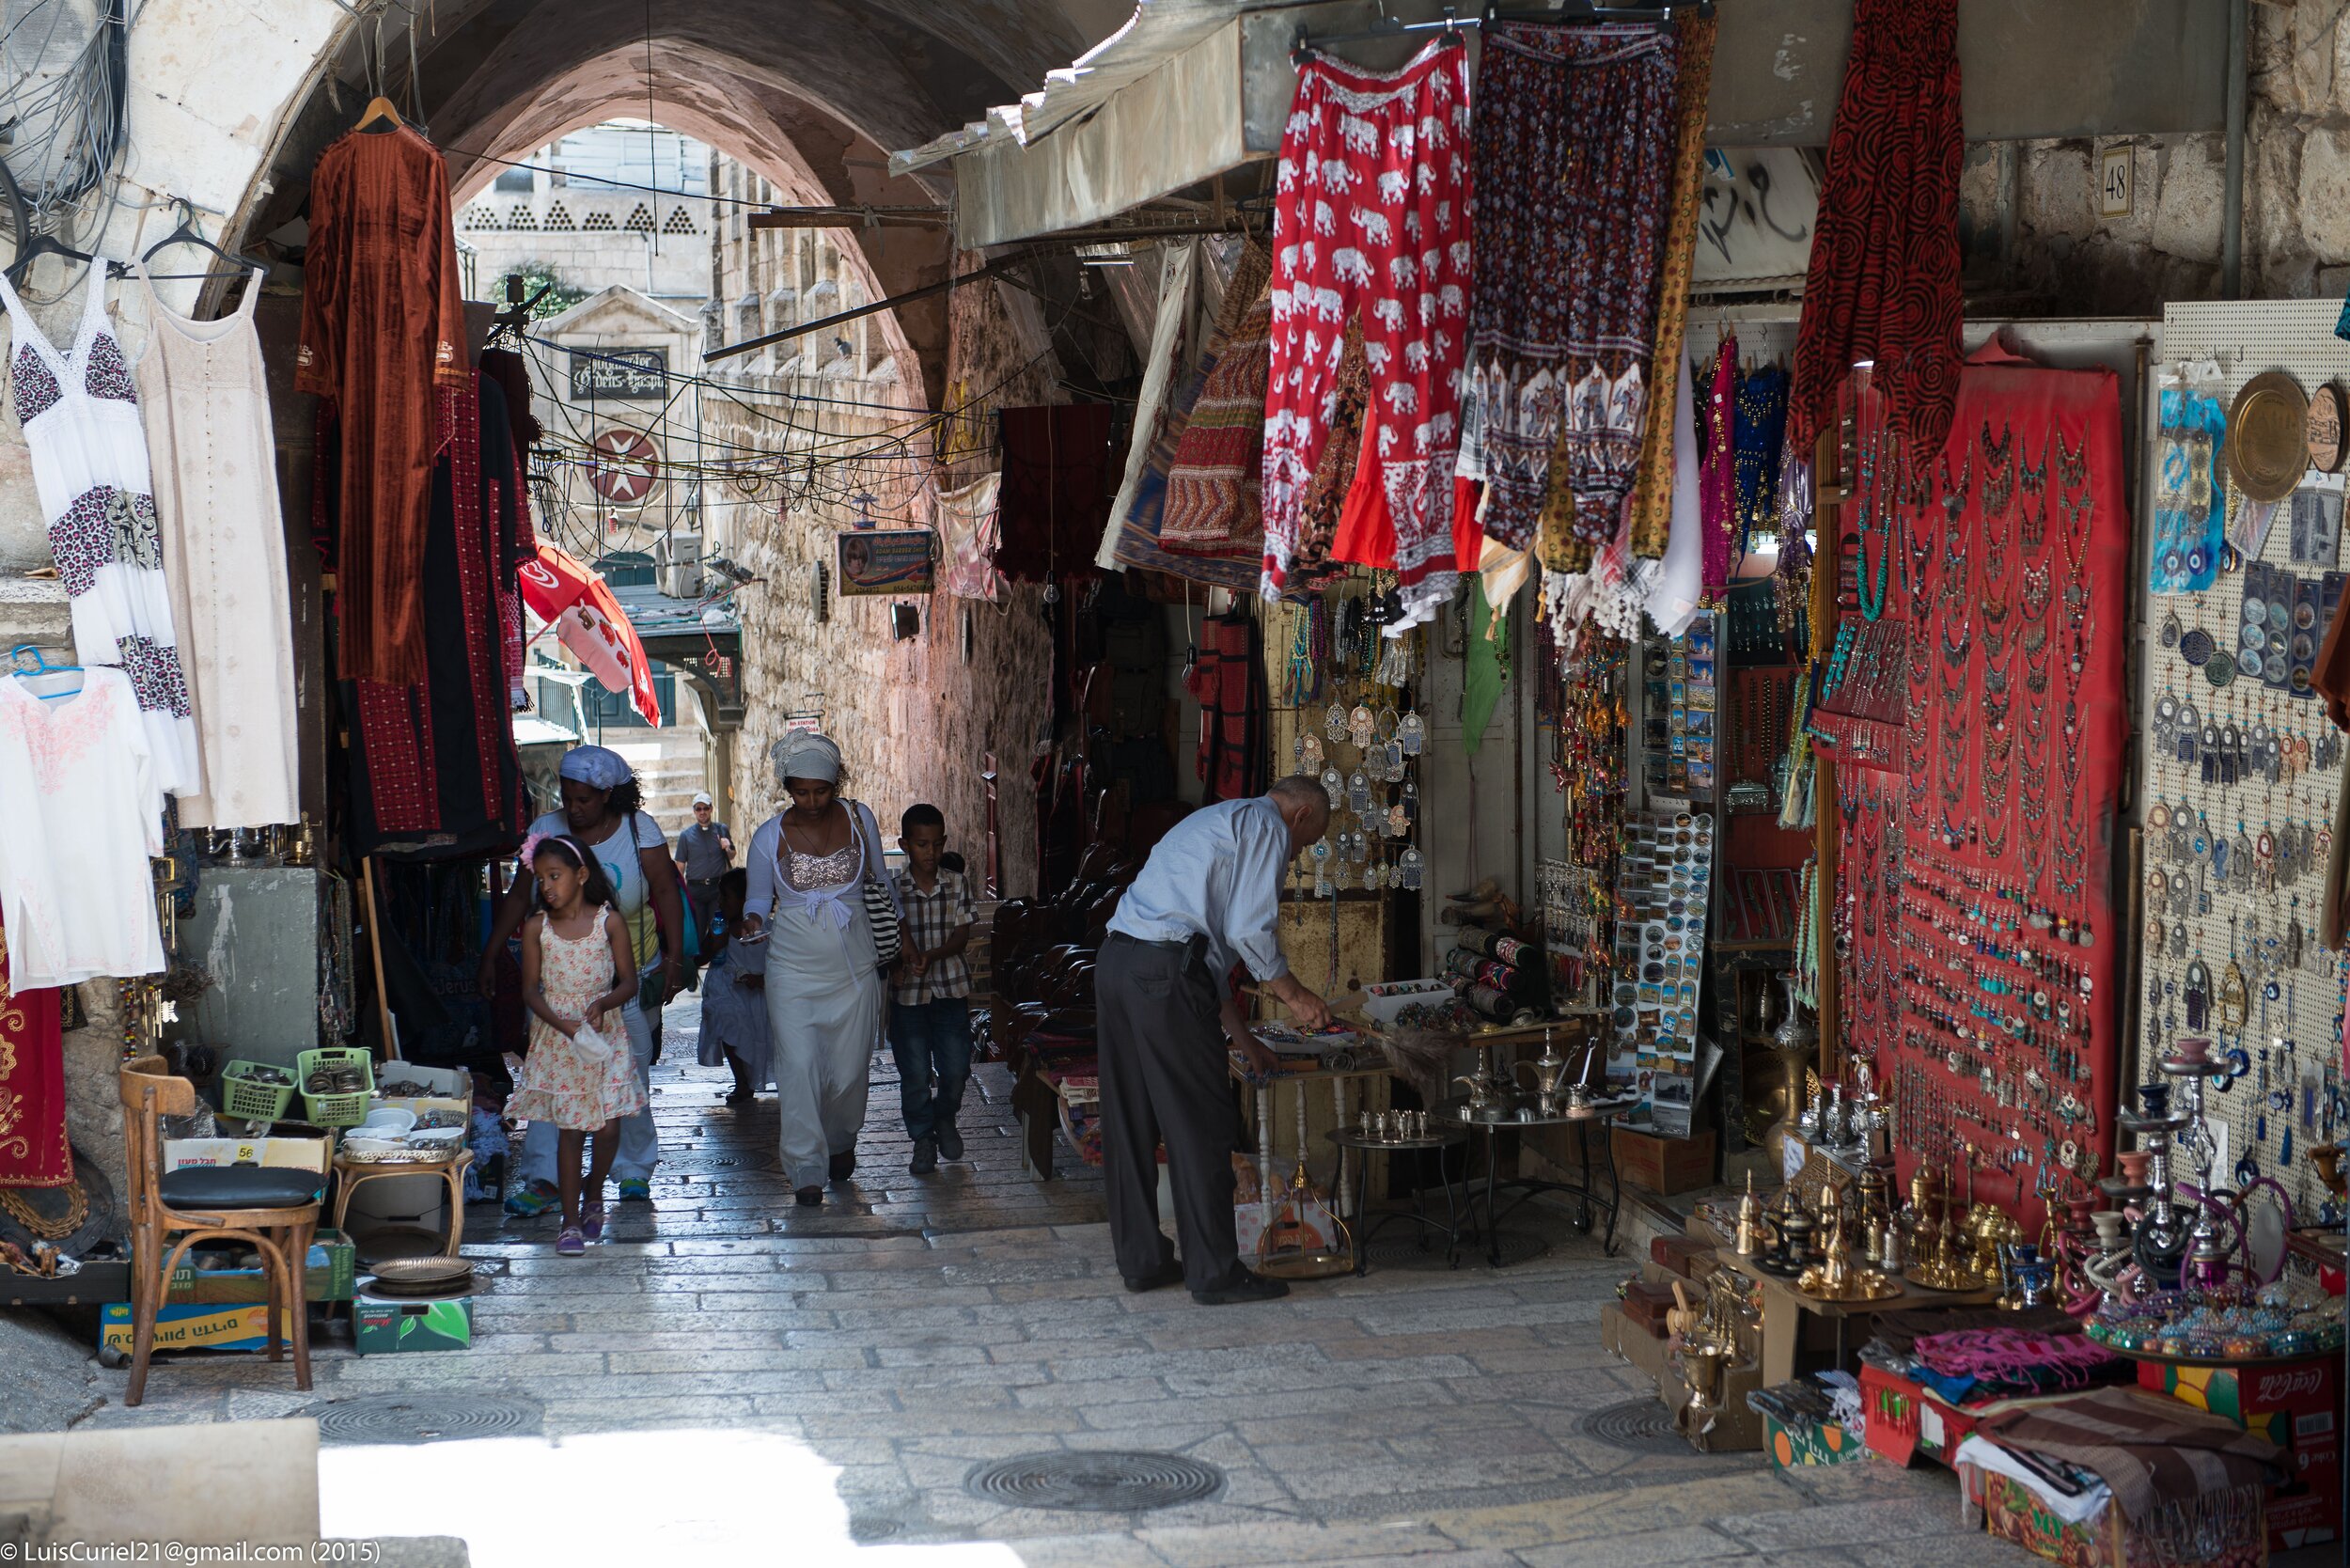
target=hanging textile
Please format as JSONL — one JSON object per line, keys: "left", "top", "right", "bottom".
{"left": 0, "top": 666, "right": 167, "bottom": 987}
{"left": 1262, "top": 39, "right": 1471, "bottom": 611}
{"left": 1292, "top": 319, "right": 1373, "bottom": 586}
{"left": 480, "top": 346, "right": 542, "bottom": 712}
{"left": 1698, "top": 340, "right": 1737, "bottom": 595}
{"left": 937, "top": 473, "right": 1008, "bottom": 602}
{"left": 997, "top": 404, "right": 1113, "bottom": 583}
{"left": 1786, "top": 0, "right": 1964, "bottom": 458}
{"left": 1097, "top": 241, "right": 1199, "bottom": 569}
{"left": 1462, "top": 576, "right": 1506, "bottom": 756}
{"left": 0, "top": 268, "right": 198, "bottom": 794}
{"left": 296, "top": 123, "right": 472, "bottom": 687}
{"left": 0, "top": 910, "right": 69, "bottom": 1188}
{"left": 1642, "top": 358, "right": 1705, "bottom": 637}
{"left": 1466, "top": 22, "right": 1677, "bottom": 557}
{"left": 320, "top": 374, "right": 528, "bottom": 861}
{"left": 1732, "top": 361, "right": 1790, "bottom": 563}
{"left": 1542, "top": 10, "right": 1716, "bottom": 573}
{"left": 1159, "top": 263, "right": 1274, "bottom": 558}
{"left": 1196, "top": 611, "right": 1264, "bottom": 804}
{"left": 133, "top": 263, "right": 300, "bottom": 830}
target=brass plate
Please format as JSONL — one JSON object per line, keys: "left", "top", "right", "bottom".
{"left": 1796, "top": 1265, "right": 1903, "bottom": 1303}
{"left": 2228, "top": 370, "right": 2311, "bottom": 503}
{"left": 2311, "top": 382, "right": 2346, "bottom": 473}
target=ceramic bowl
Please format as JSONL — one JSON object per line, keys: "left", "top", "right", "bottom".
{"left": 358, "top": 1106, "right": 417, "bottom": 1135}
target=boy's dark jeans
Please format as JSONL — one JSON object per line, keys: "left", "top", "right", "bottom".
{"left": 887, "top": 997, "right": 972, "bottom": 1143}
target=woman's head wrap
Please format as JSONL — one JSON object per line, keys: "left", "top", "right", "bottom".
{"left": 770, "top": 730, "right": 843, "bottom": 784}
{"left": 558, "top": 745, "right": 633, "bottom": 791}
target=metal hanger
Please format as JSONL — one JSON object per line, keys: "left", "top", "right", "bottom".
{"left": 139, "top": 197, "right": 271, "bottom": 284}
{"left": 1293, "top": 0, "right": 1714, "bottom": 61}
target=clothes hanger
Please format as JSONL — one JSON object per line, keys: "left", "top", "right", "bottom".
{"left": 8, "top": 642, "right": 83, "bottom": 700}
{"left": 353, "top": 95, "right": 404, "bottom": 133}
{"left": 140, "top": 197, "right": 270, "bottom": 279}
{"left": 4, "top": 229, "right": 125, "bottom": 290}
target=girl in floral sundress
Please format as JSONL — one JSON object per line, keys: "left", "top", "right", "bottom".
{"left": 508, "top": 833, "right": 644, "bottom": 1255}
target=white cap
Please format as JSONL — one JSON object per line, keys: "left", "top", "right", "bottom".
{"left": 692, "top": 792, "right": 713, "bottom": 807}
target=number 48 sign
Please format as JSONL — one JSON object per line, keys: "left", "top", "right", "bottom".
{"left": 2099, "top": 145, "right": 2134, "bottom": 220}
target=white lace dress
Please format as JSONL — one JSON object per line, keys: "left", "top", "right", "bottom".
{"left": 132, "top": 262, "right": 299, "bottom": 828}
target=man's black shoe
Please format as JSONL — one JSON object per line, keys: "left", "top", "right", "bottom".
{"left": 1121, "top": 1261, "right": 1183, "bottom": 1294}
{"left": 1191, "top": 1268, "right": 1290, "bottom": 1306}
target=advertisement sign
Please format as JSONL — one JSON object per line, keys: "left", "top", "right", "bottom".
{"left": 570, "top": 347, "right": 667, "bottom": 400}
{"left": 835, "top": 528, "right": 935, "bottom": 596}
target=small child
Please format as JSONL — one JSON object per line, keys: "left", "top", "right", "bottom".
{"left": 506, "top": 833, "right": 645, "bottom": 1256}
{"left": 695, "top": 869, "right": 771, "bottom": 1105}
{"left": 888, "top": 805, "right": 976, "bottom": 1174}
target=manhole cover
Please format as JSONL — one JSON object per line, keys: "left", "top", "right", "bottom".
{"left": 965, "top": 1450, "right": 1224, "bottom": 1513}
{"left": 848, "top": 1515, "right": 903, "bottom": 1543}
{"left": 1576, "top": 1399, "right": 1689, "bottom": 1454}
{"left": 1365, "top": 1229, "right": 1549, "bottom": 1269}
{"left": 310, "top": 1394, "right": 542, "bottom": 1445}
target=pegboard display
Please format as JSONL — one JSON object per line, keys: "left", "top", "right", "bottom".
{"left": 2135, "top": 300, "right": 2350, "bottom": 1222}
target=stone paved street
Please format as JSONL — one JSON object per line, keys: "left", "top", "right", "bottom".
{"left": 81, "top": 998, "right": 2036, "bottom": 1568}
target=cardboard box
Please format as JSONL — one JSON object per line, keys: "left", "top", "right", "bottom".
{"left": 371, "top": 1063, "right": 471, "bottom": 1129}
{"left": 1660, "top": 1353, "right": 1764, "bottom": 1452}
{"left": 1963, "top": 1460, "right": 2265, "bottom": 1568}
{"left": 1762, "top": 1412, "right": 1866, "bottom": 1468}
{"left": 100, "top": 1302, "right": 295, "bottom": 1355}
{"left": 352, "top": 1291, "right": 473, "bottom": 1355}
{"left": 163, "top": 1231, "right": 355, "bottom": 1306}
{"left": 162, "top": 1136, "right": 330, "bottom": 1177}
{"left": 1651, "top": 1233, "right": 1714, "bottom": 1277}
{"left": 1613, "top": 1127, "right": 1717, "bottom": 1196}
{"left": 2138, "top": 1356, "right": 2341, "bottom": 1554}
{"left": 1600, "top": 1302, "right": 1671, "bottom": 1385}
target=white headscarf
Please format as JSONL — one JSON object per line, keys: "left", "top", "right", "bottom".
{"left": 771, "top": 730, "right": 843, "bottom": 784}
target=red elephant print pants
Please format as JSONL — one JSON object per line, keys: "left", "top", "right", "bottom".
{"left": 1261, "top": 40, "right": 1471, "bottom": 613}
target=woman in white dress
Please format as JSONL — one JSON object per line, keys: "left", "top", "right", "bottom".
{"left": 739, "top": 732, "right": 900, "bottom": 1207}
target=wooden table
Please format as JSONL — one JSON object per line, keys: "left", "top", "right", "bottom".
{"left": 1696, "top": 1217, "right": 2001, "bottom": 1384}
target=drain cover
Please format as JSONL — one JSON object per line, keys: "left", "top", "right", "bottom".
{"left": 847, "top": 1515, "right": 903, "bottom": 1543}
{"left": 310, "top": 1394, "right": 542, "bottom": 1445}
{"left": 965, "top": 1450, "right": 1224, "bottom": 1513}
{"left": 1576, "top": 1399, "right": 1689, "bottom": 1454}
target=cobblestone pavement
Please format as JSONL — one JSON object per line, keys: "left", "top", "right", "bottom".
{"left": 83, "top": 998, "right": 2034, "bottom": 1568}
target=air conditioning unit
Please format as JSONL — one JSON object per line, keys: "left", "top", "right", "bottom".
{"left": 655, "top": 531, "right": 705, "bottom": 598}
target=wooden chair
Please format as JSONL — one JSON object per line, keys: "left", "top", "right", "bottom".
{"left": 118, "top": 1054, "right": 323, "bottom": 1406}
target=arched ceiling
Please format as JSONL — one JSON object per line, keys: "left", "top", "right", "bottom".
{"left": 259, "top": 0, "right": 1145, "bottom": 405}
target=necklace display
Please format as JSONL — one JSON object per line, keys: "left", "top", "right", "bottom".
{"left": 1811, "top": 373, "right": 2128, "bottom": 1227}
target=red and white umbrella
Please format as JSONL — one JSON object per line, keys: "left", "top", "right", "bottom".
{"left": 518, "top": 541, "right": 663, "bottom": 727}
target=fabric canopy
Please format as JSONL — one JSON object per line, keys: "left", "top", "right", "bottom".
{"left": 519, "top": 542, "right": 663, "bottom": 727}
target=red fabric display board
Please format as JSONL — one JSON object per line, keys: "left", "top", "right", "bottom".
{"left": 1843, "top": 342, "right": 2132, "bottom": 1231}
{"left": 0, "top": 911, "right": 69, "bottom": 1188}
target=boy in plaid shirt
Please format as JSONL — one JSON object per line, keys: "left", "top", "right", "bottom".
{"left": 889, "top": 804, "right": 975, "bottom": 1174}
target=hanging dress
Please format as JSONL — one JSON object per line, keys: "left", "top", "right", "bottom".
{"left": 132, "top": 263, "right": 300, "bottom": 829}
{"left": 0, "top": 266, "right": 196, "bottom": 792}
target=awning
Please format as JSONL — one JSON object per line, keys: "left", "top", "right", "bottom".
{"left": 892, "top": 0, "right": 2229, "bottom": 251}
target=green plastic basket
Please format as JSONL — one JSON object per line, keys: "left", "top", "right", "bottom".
{"left": 296, "top": 1046, "right": 376, "bottom": 1127}
{"left": 219, "top": 1059, "right": 294, "bottom": 1122}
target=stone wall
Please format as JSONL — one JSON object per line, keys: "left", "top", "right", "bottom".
{"left": 716, "top": 273, "right": 1061, "bottom": 893}
{"left": 1971, "top": 4, "right": 2350, "bottom": 314}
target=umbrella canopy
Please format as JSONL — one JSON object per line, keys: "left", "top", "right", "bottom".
{"left": 518, "top": 541, "right": 663, "bottom": 727}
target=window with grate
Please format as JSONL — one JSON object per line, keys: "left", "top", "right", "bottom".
{"left": 462, "top": 206, "right": 497, "bottom": 230}
{"left": 507, "top": 205, "right": 538, "bottom": 230}
{"left": 582, "top": 212, "right": 618, "bottom": 231}
{"left": 624, "top": 203, "right": 654, "bottom": 232}
{"left": 542, "top": 203, "right": 574, "bottom": 231}
{"left": 663, "top": 205, "right": 697, "bottom": 236}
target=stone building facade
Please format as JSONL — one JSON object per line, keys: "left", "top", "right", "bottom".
{"left": 702, "top": 149, "right": 1057, "bottom": 886}
{"left": 455, "top": 124, "right": 713, "bottom": 309}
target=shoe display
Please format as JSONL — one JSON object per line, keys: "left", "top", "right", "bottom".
{"left": 909, "top": 1137, "right": 937, "bottom": 1176}
{"left": 936, "top": 1125, "right": 964, "bottom": 1162}
{"left": 1191, "top": 1268, "right": 1290, "bottom": 1306}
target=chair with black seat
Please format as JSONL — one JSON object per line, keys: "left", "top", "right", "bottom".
{"left": 118, "top": 1054, "right": 324, "bottom": 1406}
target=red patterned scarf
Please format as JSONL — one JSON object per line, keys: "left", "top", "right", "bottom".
{"left": 0, "top": 912, "right": 70, "bottom": 1187}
